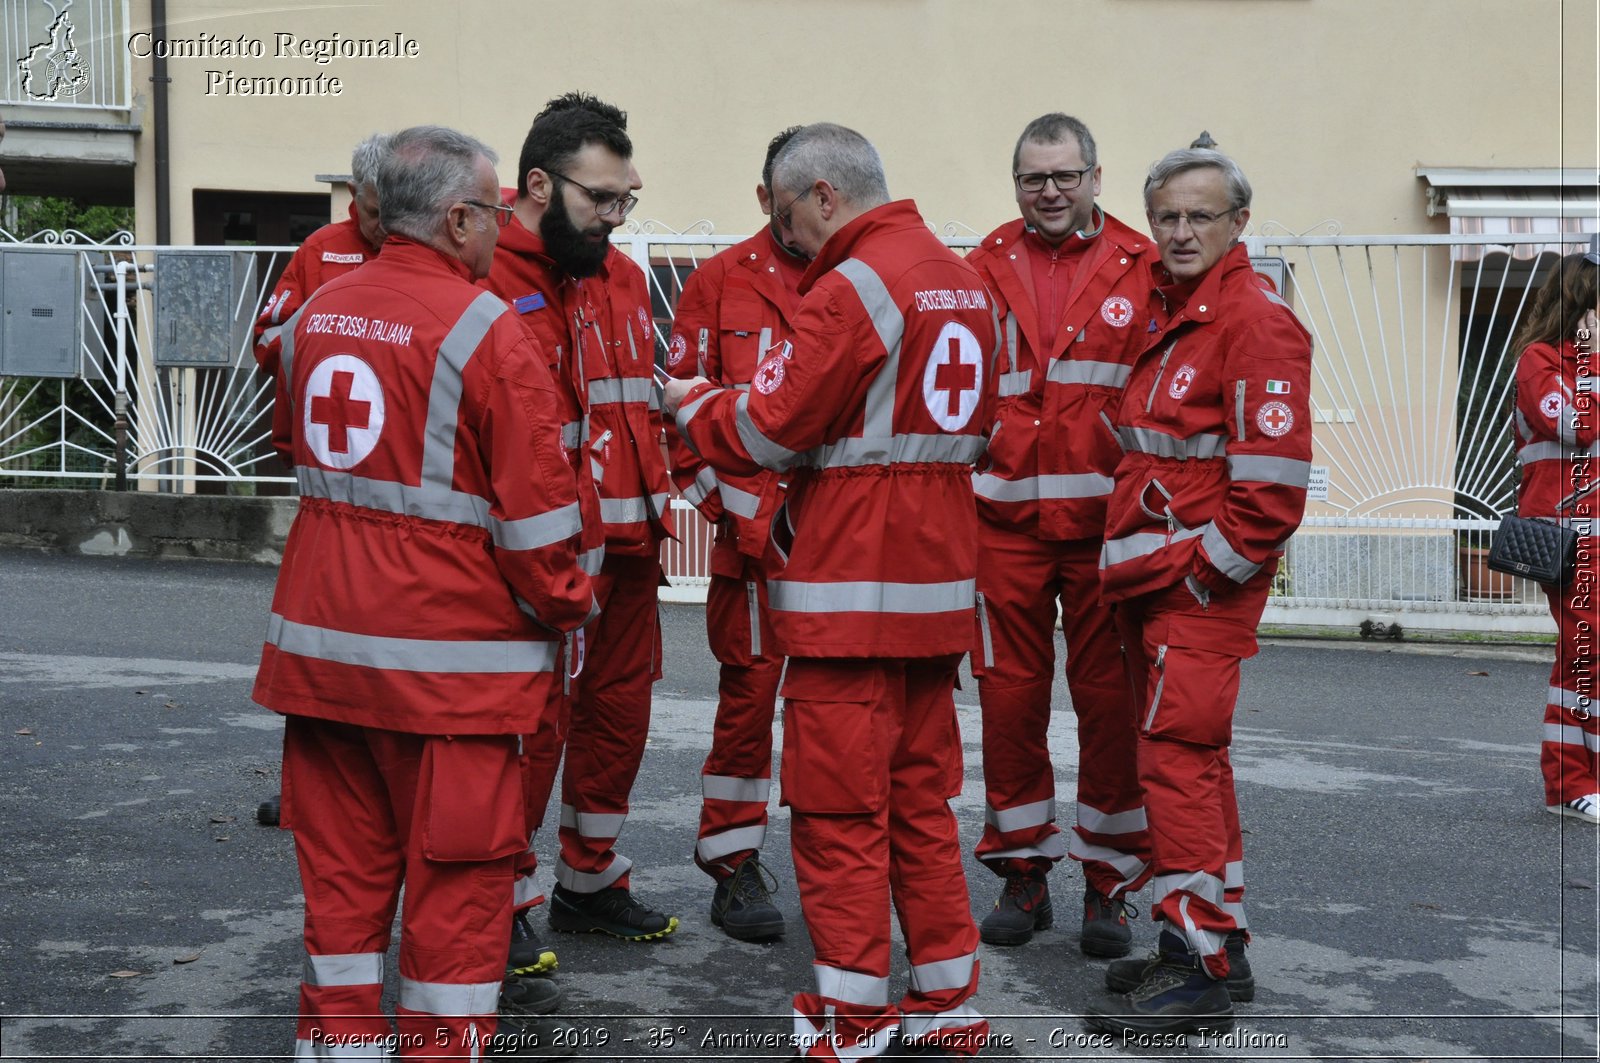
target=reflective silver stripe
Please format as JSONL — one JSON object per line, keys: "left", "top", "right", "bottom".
{"left": 1260, "top": 287, "right": 1292, "bottom": 311}
{"left": 732, "top": 382, "right": 752, "bottom": 392}
{"left": 260, "top": 324, "right": 283, "bottom": 348}
{"left": 799, "top": 433, "right": 986, "bottom": 469}
{"left": 297, "top": 466, "right": 492, "bottom": 526}
{"left": 1101, "top": 527, "right": 1205, "bottom": 568}
{"left": 561, "top": 421, "right": 582, "bottom": 450}
{"left": 279, "top": 305, "right": 308, "bottom": 414}
{"left": 747, "top": 580, "right": 762, "bottom": 656}
{"left": 1223, "top": 899, "right": 1249, "bottom": 928}
{"left": 1151, "top": 869, "right": 1226, "bottom": 907}
{"left": 702, "top": 775, "right": 772, "bottom": 803}
{"left": 513, "top": 875, "right": 542, "bottom": 908}
{"left": 834, "top": 257, "right": 906, "bottom": 441}
{"left": 266, "top": 612, "right": 558, "bottom": 673}
{"left": 1201, "top": 521, "right": 1262, "bottom": 582}
{"left": 1047, "top": 360, "right": 1132, "bottom": 388}
{"left": 1224, "top": 859, "right": 1245, "bottom": 890}
{"left": 998, "top": 370, "right": 1032, "bottom": 397}
{"left": 599, "top": 493, "right": 668, "bottom": 524}
{"left": 734, "top": 390, "right": 801, "bottom": 470}
{"left": 1076, "top": 802, "right": 1149, "bottom": 836}
{"left": 1176, "top": 895, "right": 1227, "bottom": 960}
{"left": 1544, "top": 723, "right": 1600, "bottom": 750}
{"left": 984, "top": 797, "right": 1055, "bottom": 833}
{"left": 1004, "top": 311, "right": 1018, "bottom": 370}
{"left": 588, "top": 377, "right": 655, "bottom": 405}
{"left": 1227, "top": 454, "right": 1312, "bottom": 487}
{"left": 492, "top": 501, "right": 582, "bottom": 551}
{"left": 303, "top": 951, "right": 383, "bottom": 987}
{"left": 907, "top": 951, "right": 976, "bottom": 994}
{"left": 1117, "top": 426, "right": 1229, "bottom": 460}
{"left": 720, "top": 481, "right": 762, "bottom": 520}
{"left": 814, "top": 964, "right": 890, "bottom": 1007}
{"left": 1560, "top": 516, "right": 1597, "bottom": 535}
{"left": 682, "top": 466, "right": 720, "bottom": 508}
{"left": 972, "top": 472, "right": 1114, "bottom": 503}
{"left": 901, "top": 1004, "right": 984, "bottom": 1041}
{"left": 768, "top": 578, "right": 974, "bottom": 615}
{"left": 554, "top": 854, "right": 631, "bottom": 893}
{"left": 559, "top": 804, "right": 627, "bottom": 838}
{"left": 984, "top": 833, "right": 1069, "bottom": 863}
{"left": 677, "top": 389, "right": 717, "bottom": 430}
{"left": 696, "top": 824, "right": 767, "bottom": 863}
{"left": 1520, "top": 440, "right": 1600, "bottom": 464}
{"left": 1066, "top": 836, "right": 1149, "bottom": 888}
{"left": 423, "top": 291, "right": 506, "bottom": 495}
{"left": 398, "top": 976, "right": 502, "bottom": 1017}
{"left": 1549, "top": 686, "right": 1591, "bottom": 712}
{"left": 578, "top": 545, "right": 605, "bottom": 576}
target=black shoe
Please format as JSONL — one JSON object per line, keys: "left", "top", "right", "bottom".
{"left": 978, "top": 868, "right": 1052, "bottom": 946}
{"left": 710, "top": 856, "right": 786, "bottom": 941}
{"left": 1080, "top": 888, "right": 1135, "bottom": 958}
{"left": 1088, "top": 930, "right": 1234, "bottom": 1036}
{"left": 256, "top": 793, "right": 280, "bottom": 826}
{"left": 548, "top": 884, "right": 679, "bottom": 941}
{"left": 492, "top": 976, "right": 575, "bottom": 1060}
{"left": 501, "top": 973, "right": 564, "bottom": 1016}
{"left": 1105, "top": 928, "right": 1254, "bottom": 1002}
{"left": 508, "top": 909, "right": 559, "bottom": 976}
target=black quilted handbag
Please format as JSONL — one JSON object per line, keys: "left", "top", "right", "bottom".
{"left": 1486, "top": 514, "right": 1576, "bottom": 584}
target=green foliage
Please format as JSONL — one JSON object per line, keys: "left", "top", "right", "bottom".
{"left": 4, "top": 195, "right": 134, "bottom": 240}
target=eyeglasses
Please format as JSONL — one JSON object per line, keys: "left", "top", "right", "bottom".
{"left": 1148, "top": 207, "right": 1239, "bottom": 235}
{"left": 463, "top": 199, "right": 515, "bottom": 228}
{"left": 1014, "top": 167, "right": 1095, "bottom": 194}
{"left": 547, "top": 170, "right": 638, "bottom": 219}
{"left": 771, "top": 186, "right": 811, "bottom": 230}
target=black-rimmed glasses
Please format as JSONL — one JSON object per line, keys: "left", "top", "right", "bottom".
{"left": 463, "top": 199, "right": 515, "bottom": 228}
{"left": 1014, "top": 167, "right": 1095, "bottom": 194}
{"left": 547, "top": 171, "right": 638, "bottom": 219}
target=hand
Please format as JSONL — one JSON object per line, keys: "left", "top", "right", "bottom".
{"left": 1578, "top": 309, "right": 1599, "bottom": 348}
{"left": 662, "top": 375, "right": 709, "bottom": 416}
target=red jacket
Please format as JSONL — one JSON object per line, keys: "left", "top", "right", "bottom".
{"left": 484, "top": 215, "right": 673, "bottom": 556}
{"left": 253, "top": 205, "right": 379, "bottom": 379}
{"left": 1100, "top": 243, "right": 1313, "bottom": 603}
{"left": 666, "top": 228, "right": 802, "bottom": 575}
{"left": 674, "top": 200, "right": 995, "bottom": 657}
{"left": 966, "top": 212, "right": 1157, "bottom": 540}
{"left": 1513, "top": 337, "right": 1599, "bottom": 521}
{"left": 253, "top": 237, "right": 595, "bottom": 734}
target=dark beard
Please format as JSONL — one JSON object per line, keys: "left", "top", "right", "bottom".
{"left": 540, "top": 190, "right": 612, "bottom": 279}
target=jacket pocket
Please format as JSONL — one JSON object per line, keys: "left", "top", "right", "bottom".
{"left": 421, "top": 735, "right": 526, "bottom": 862}
{"left": 779, "top": 660, "right": 886, "bottom": 814}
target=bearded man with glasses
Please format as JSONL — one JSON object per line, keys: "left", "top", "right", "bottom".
{"left": 963, "top": 113, "right": 1157, "bottom": 963}
{"left": 479, "top": 93, "right": 678, "bottom": 976}
{"left": 1087, "top": 147, "right": 1312, "bottom": 1037}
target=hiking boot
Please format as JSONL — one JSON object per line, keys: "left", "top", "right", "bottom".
{"left": 978, "top": 868, "right": 1052, "bottom": 946}
{"left": 1080, "top": 888, "right": 1135, "bottom": 958}
{"left": 508, "top": 909, "right": 559, "bottom": 976}
{"left": 1105, "top": 928, "right": 1254, "bottom": 1002}
{"left": 710, "top": 856, "right": 785, "bottom": 941}
{"left": 1548, "top": 793, "right": 1600, "bottom": 823}
{"left": 492, "top": 978, "right": 575, "bottom": 1060}
{"left": 1087, "top": 930, "right": 1233, "bottom": 1036}
{"left": 500, "top": 973, "right": 563, "bottom": 1016}
{"left": 548, "top": 884, "right": 679, "bottom": 941}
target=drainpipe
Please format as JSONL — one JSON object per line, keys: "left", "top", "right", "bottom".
{"left": 151, "top": 0, "right": 170, "bottom": 243}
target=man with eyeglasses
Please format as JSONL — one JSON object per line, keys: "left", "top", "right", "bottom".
{"left": 663, "top": 126, "right": 806, "bottom": 943}
{"left": 1087, "top": 148, "right": 1311, "bottom": 1037}
{"left": 963, "top": 113, "right": 1156, "bottom": 961}
{"left": 480, "top": 92, "right": 679, "bottom": 961}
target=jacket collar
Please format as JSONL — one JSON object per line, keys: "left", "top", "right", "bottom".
{"left": 1153, "top": 241, "right": 1253, "bottom": 326}
{"left": 799, "top": 199, "right": 925, "bottom": 295}
{"left": 380, "top": 235, "right": 476, "bottom": 283}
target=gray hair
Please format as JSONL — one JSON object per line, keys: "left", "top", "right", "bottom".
{"left": 1143, "top": 148, "right": 1252, "bottom": 212}
{"left": 771, "top": 123, "right": 890, "bottom": 208}
{"left": 378, "top": 125, "right": 498, "bottom": 243}
{"left": 1013, "top": 113, "right": 1097, "bottom": 171}
{"left": 349, "top": 132, "right": 390, "bottom": 192}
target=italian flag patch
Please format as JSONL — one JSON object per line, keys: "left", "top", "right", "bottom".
{"left": 1266, "top": 379, "right": 1291, "bottom": 394}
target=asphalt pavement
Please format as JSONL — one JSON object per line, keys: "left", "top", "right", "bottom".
{"left": 0, "top": 547, "right": 1595, "bottom": 1061}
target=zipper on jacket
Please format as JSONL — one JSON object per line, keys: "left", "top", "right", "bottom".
{"left": 1100, "top": 410, "right": 1123, "bottom": 450}
{"left": 697, "top": 328, "right": 709, "bottom": 377}
{"left": 746, "top": 580, "right": 762, "bottom": 658}
{"left": 1143, "top": 644, "right": 1168, "bottom": 731}
{"left": 1145, "top": 341, "right": 1178, "bottom": 412}
{"left": 1235, "top": 379, "right": 1248, "bottom": 441}
{"left": 975, "top": 591, "right": 995, "bottom": 670}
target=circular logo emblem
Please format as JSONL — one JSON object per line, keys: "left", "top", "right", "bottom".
{"left": 922, "top": 322, "right": 983, "bottom": 431}
{"left": 667, "top": 332, "right": 688, "bottom": 368}
{"left": 1168, "top": 363, "right": 1197, "bottom": 401}
{"left": 1540, "top": 391, "right": 1565, "bottom": 419}
{"left": 303, "top": 355, "right": 385, "bottom": 469}
{"left": 637, "top": 307, "right": 652, "bottom": 335}
{"left": 1101, "top": 295, "right": 1135, "bottom": 328}
{"left": 1256, "top": 400, "right": 1294, "bottom": 438}
{"left": 753, "top": 353, "right": 787, "bottom": 395}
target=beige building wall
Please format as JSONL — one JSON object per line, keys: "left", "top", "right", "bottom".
{"left": 128, "top": 0, "right": 1597, "bottom": 244}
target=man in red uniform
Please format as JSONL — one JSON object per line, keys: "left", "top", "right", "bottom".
{"left": 484, "top": 93, "right": 678, "bottom": 943}
{"left": 254, "top": 132, "right": 389, "bottom": 379}
{"left": 1087, "top": 148, "right": 1311, "bottom": 1036}
{"left": 665, "top": 123, "right": 993, "bottom": 1061}
{"left": 253, "top": 124, "right": 595, "bottom": 1060}
{"left": 664, "top": 125, "right": 805, "bottom": 942}
{"left": 965, "top": 113, "right": 1155, "bottom": 957}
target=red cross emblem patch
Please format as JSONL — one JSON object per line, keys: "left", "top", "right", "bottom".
{"left": 1256, "top": 400, "right": 1294, "bottom": 438}
{"left": 1540, "top": 392, "right": 1564, "bottom": 419}
{"left": 922, "top": 322, "right": 983, "bottom": 430}
{"left": 753, "top": 352, "right": 787, "bottom": 395}
{"left": 1101, "top": 295, "right": 1135, "bottom": 328}
{"left": 1168, "top": 363, "right": 1197, "bottom": 401}
{"left": 667, "top": 332, "right": 688, "bottom": 368}
{"left": 304, "top": 355, "right": 385, "bottom": 469}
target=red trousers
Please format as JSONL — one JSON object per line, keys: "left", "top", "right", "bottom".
{"left": 1115, "top": 574, "right": 1269, "bottom": 979}
{"left": 1541, "top": 539, "right": 1600, "bottom": 804}
{"left": 783, "top": 656, "right": 987, "bottom": 1059}
{"left": 281, "top": 716, "right": 521, "bottom": 1060}
{"left": 696, "top": 567, "right": 782, "bottom": 877}
{"left": 972, "top": 525, "right": 1148, "bottom": 896}
{"left": 555, "top": 551, "right": 662, "bottom": 894}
